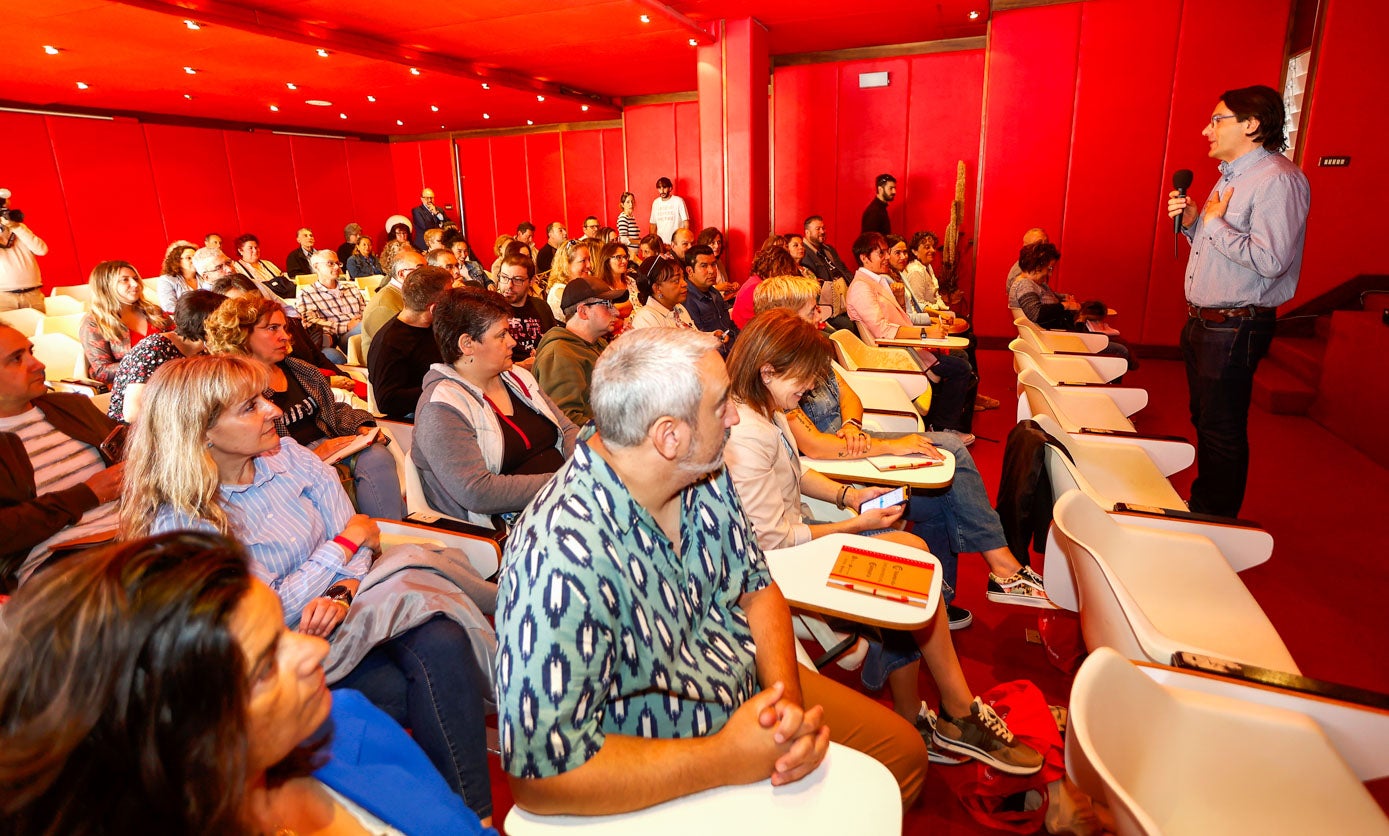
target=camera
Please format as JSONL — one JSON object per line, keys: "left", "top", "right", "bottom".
{"left": 0, "top": 189, "right": 24, "bottom": 224}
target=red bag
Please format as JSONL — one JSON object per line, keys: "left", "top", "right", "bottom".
{"left": 935, "top": 680, "right": 1066, "bottom": 833}
{"left": 1038, "top": 609, "right": 1086, "bottom": 674}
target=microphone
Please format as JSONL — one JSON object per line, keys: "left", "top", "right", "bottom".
{"left": 1172, "top": 169, "right": 1194, "bottom": 235}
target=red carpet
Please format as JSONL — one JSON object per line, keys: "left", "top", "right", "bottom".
{"left": 486, "top": 348, "right": 1389, "bottom": 834}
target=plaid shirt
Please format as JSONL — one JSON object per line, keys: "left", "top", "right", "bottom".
{"left": 297, "top": 281, "right": 366, "bottom": 335}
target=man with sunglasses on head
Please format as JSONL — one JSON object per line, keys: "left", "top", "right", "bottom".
{"left": 1165, "top": 85, "right": 1310, "bottom": 517}
{"left": 495, "top": 253, "right": 554, "bottom": 372}
{"left": 534, "top": 277, "right": 623, "bottom": 426}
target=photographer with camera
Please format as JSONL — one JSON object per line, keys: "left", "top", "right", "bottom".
{"left": 0, "top": 189, "right": 49, "bottom": 313}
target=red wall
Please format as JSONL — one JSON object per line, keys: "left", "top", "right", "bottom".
{"left": 772, "top": 50, "right": 986, "bottom": 289}
{"left": 624, "top": 101, "right": 704, "bottom": 241}
{"left": 0, "top": 110, "right": 398, "bottom": 287}
{"left": 1296, "top": 0, "right": 1389, "bottom": 299}
{"left": 974, "top": 0, "right": 1295, "bottom": 344}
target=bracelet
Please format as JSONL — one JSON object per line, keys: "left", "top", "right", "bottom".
{"left": 843, "top": 418, "right": 863, "bottom": 431}
{"left": 332, "top": 535, "right": 359, "bottom": 556}
{"left": 836, "top": 484, "right": 851, "bottom": 510}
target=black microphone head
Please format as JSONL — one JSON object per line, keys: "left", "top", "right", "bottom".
{"left": 1173, "top": 169, "right": 1194, "bottom": 191}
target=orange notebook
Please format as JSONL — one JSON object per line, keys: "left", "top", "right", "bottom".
{"left": 826, "top": 544, "right": 934, "bottom": 607}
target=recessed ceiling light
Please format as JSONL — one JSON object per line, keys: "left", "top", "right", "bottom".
{"left": 483, "top": 113, "right": 490, "bottom": 119}
{"left": 183, "top": 19, "right": 201, "bottom": 30}
{"left": 968, "top": 10, "right": 980, "bottom": 19}
{"left": 526, "top": 120, "right": 534, "bottom": 126}
{"left": 340, "top": 113, "right": 348, "bottom": 119}
{"left": 581, "top": 105, "right": 589, "bottom": 112}
{"left": 183, "top": 66, "right": 197, "bottom": 74}
{"left": 269, "top": 105, "right": 280, "bottom": 112}
{"left": 317, "top": 48, "right": 330, "bottom": 58}
{"left": 396, "top": 119, "right": 404, "bottom": 126}
{"left": 76, "top": 82, "right": 89, "bottom": 90}
{"left": 440, "top": 125, "right": 446, "bottom": 129}
{"left": 305, "top": 100, "right": 332, "bottom": 107}
{"left": 689, "top": 38, "right": 698, "bottom": 46}
{"left": 184, "top": 94, "right": 193, "bottom": 100}
{"left": 537, "top": 95, "right": 545, "bottom": 102}
{"left": 481, "top": 83, "right": 490, "bottom": 90}
{"left": 286, "top": 82, "right": 297, "bottom": 90}
{"left": 409, "top": 67, "right": 420, "bottom": 76}
{"left": 430, "top": 105, "right": 439, "bottom": 112}
{"left": 640, "top": 14, "right": 650, "bottom": 23}
{"left": 43, "top": 45, "right": 60, "bottom": 55}
{"left": 366, "top": 95, "right": 376, "bottom": 102}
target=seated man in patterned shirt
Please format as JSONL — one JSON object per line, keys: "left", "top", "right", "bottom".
{"left": 495, "top": 328, "right": 927, "bottom": 815}
{"left": 298, "top": 249, "right": 366, "bottom": 365}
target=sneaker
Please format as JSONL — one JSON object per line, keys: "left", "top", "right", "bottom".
{"left": 974, "top": 393, "right": 1001, "bottom": 411}
{"left": 986, "top": 565, "right": 1055, "bottom": 609}
{"left": 932, "top": 697, "right": 1045, "bottom": 775}
{"left": 947, "top": 604, "right": 974, "bottom": 631}
{"left": 946, "top": 430, "right": 976, "bottom": 447}
{"left": 915, "top": 706, "right": 971, "bottom": 766}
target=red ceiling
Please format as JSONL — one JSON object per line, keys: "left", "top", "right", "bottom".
{"left": 4, "top": 0, "right": 986, "bottom": 137}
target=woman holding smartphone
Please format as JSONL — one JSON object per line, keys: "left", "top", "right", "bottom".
{"left": 723, "top": 310, "right": 1043, "bottom": 777}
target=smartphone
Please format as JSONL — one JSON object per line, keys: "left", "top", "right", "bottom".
{"left": 859, "top": 486, "right": 908, "bottom": 512}
{"left": 98, "top": 425, "right": 129, "bottom": 464}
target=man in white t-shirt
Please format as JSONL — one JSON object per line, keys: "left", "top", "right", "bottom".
{"left": 647, "top": 176, "right": 690, "bottom": 244}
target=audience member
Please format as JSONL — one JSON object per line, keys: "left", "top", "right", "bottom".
{"left": 862, "top": 173, "right": 897, "bottom": 235}
{"left": 0, "top": 201, "right": 48, "bottom": 313}
{"left": 204, "top": 296, "right": 402, "bottom": 520}
{"left": 535, "top": 221, "right": 566, "bottom": 276}
{"left": 233, "top": 233, "right": 296, "bottom": 298}
{"left": 154, "top": 239, "right": 200, "bottom": 313}
{"left": 495, "top": 328, "right": 928, "bottom": 814}
{"left": 389, "top": 221, "right": 413, "bottom": 248}
{"left": 426, "top": 245, "right": 464, "bottom": 285}
{"left": 904, "top": 231, "right": 946, "bottom": 310}
{"left": 580, "top": 215, "right": 601, "bottom": 240}
{"left": 108, "top": 289, "right": 222, "bottom": 422}
{"left": 123, "top": 355, "right": 494, "bottom": 820}
{"left": 79, "top": 260, "right": 170, "bottom": 386}
{"left": 544, "top": 240, "right": 593, "bottom": 322}
{"left": 1005, "top": 227, "right": 1049, "bottom": 294}
{"left": 284, "top": 228, "right": 317, "bottom": 278}
{"left": 444, "top": 230, "right": 490, "bottom": 286}
{"left": 0, "top": 324, "right": 121, "bottom": 590}
{"left": 695, "top": 226, "right": 737, "bottom": 297}
{"left": 367, "top": 266, "right": 451, "bottom": 422}
{"left": 362, "top": 248, "right": 426, "bottom": 361}
{"left": 337, "top": 221, "right": 363, "bottom": 263}
{"left": 636, "top": 233, "right": 663, "bottom": 264}
{"left": 0, "top": 532, "right": 496, "bottom": 834}
{"left": 423, "top": 228, "right": 445, "bottom": 253}
{"left": 731, "top": 245, "right": 800, "bottom": 329}
{"left": 344, "top": 233, "right": 377, "bottom": 280}
{"left": 298, "top": 250, "right": 365, "bottom": 364}
{"left": 800, "top": 214, "right": 853, "bottom": 285}
{"left": 203, "top": 231, "right": 223, "bottom": 253}
{"left": 534, "top": 277, "right": 622, "bottom": 425}
{"left": 648, "top": 176, "right": 690, "bottom": 242}
{"left": 616, "top": 191, "right": 640, "bottom": 251}
{"left": 495, "top": 253, "right": 553, "bottom": 371}
{"left": 1007, "top": 241, "right": 1076, "bottom": 329}
{"left": 681, "top": 243, "right": 737, "bottom": 353}
{"left": 411, "top": 187, "right": 449, "bottom": 250}
{"left": 208, "top": 273, "right": 347, "bottom": 378}
{"left": 670, "top": 227, "right": 696, "bottom": 263}
{"left": 627, "top": 255, "right": 694, "bottom": 330}
{"left": 414, "top": 288, "right": 578, "bottom": 528}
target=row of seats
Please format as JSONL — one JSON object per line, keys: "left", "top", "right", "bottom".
{"left": 1002, "top": 314, "right": 1389, "bottom": 834}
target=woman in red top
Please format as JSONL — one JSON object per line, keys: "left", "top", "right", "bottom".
{"left": 79, "top": 260, "right": 169, "bottom": 386}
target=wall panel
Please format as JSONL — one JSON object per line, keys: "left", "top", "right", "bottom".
{"left": 600, "top": 128, "right": 628, "bottom": 226}
{"left": 345, "top": 140, "right": 401, "bottom": 243}
{"left": 561, "top": 130, "right": 605, "bottom": 232}
{"left": 673, "top": 100, "right": 703, "bottom": 230}
{"left": 222, "top": 130, "right": 302, "bottom": 259}
{"left": 624, "top": 103, "right": 678, "bottom": 240}
{"left": 772, "top": 63, "right": 841, "bottom": 241}
{"left": 832, "top": 58, "right": 911, "bottom": 247}
{"left": 489, "top": 134, "right": 533, "bottom": 237}
{"left": 143, "top": 123, "right": 241, "bottom": 254}
{"left": 525, "top": 132, "right": 566, "bottom": 233}
{"left": 47, "top": 117, "right": 167, "bottom": 279}
{"left": 291, "top": 135, "right": 354, "bottom": 251}
{"left": 455, "top": 135, "right": 497, "bottom": 252}
{"left": 0, "top": 112, "right": 81, "bottom": 285}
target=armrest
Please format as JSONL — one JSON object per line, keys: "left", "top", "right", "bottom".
{"left": 1076, "top": 431, "right": 1194, "bottom": 476}
{"left": 1111, "top": 504, "right": 1272, "bottom": 570}
{"left": 376, "top": 518, "right": 502, "bottom": 579}
{"left": 1079, "top": 427, "right": 1189, "bottom": 443}
{"left": 53, "top": 378, "right": 108, "bottom": 396}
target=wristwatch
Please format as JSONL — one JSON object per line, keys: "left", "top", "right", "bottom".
{"left": 323, "top": 584, "right": 354, "bottom": 607}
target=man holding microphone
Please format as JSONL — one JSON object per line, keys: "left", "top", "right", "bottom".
{"left": 1166, "top": 85, "right": 1310, "bottom": 517}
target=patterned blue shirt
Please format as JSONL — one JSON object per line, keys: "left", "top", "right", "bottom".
{"left": 495, "top": 440, "right": 771, "bottom": 779}
{"left": 1183, "top": 145, "right": 1311, "bottom": 308}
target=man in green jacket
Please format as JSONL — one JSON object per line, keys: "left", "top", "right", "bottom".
{"left": 534, "top": 277, "right": 623, "bottom": 426}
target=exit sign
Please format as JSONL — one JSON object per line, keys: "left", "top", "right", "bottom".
{"left": 1318, "top": 156, "right": 1351, "bottom": 167}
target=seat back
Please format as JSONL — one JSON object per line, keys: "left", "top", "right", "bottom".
{"left": 376, "top": 420, "right": 482, "bottom": 529}
{"left": 50, "top": 285, "right": 94, "bottom": 305}
{"left": 30, "top": 333, "right": 87, "bottom": 381}
{"left": 829, "top": 329, "right": 920, "bottom": 372}
{"left": 347, "top": 333, "right": 365, "bottom": 366}
{"left": 141, "top": 277, "right": 160, "bottom": 306}
{"left": 1066, "top": 648, "right": 1170, "bottom": 836}
{"left": 1008, "top": 337, "right": 1057, "bottom": 383}
{"left": 39, "top": 313, "right": 84, "bottom": 341}
{"left": 0, "top": 307, "right": 44, "bottom": 336}
{"left": 43, "top": 295, "right": 85, "bottom": 316}
{"left": 1017, "top": 368, "right": 1081, "bottom": 432}
{"left": 1051, "top": 490, "right": 1160, "bottom": 663}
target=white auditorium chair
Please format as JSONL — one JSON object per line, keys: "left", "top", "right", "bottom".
{"left": 29, "top": 333, "right": 90, "bottom": 385}
{"left": 1009, "top": 336, "right": 1129, "bottom": 386}
{"left": 1050, "top": 490, "right": 1295, "bottom": 672}
{"left": 832, "top": 362, "right": 925, "bottom": 434}
{"left": 346, "top": 333, "right": 366, "bottom": 367}
{"left": 0, "top": 307, "right": 44, "bottom": 336}
{"left": 42, "top": 294, "right": 85, "bottom": 316}
{"left": 1014, "top": 316, "right": 1112, "bottom": 355}
{"left": 828, "top": 330, "right": 929, "bottom": 400}
{"left": 1019, "top": 380, "right": 1193, "bottom": 476}
{"left": 39, "top": 313, "right": 84, "bottom": 341}
{"left": 376, "top": 420, "right": 504, "bottom": 537}
{"left": 141, "top": 277, "right": 160, "bottom": 306}
{"left": 375, "top": 518, "right": 499, "bottom": 580}
{"left": 50, "top": 285, "right": 94, "bottom": 306}
{"left": 1068, "top": 648, "right": 1389, "bottom": 836}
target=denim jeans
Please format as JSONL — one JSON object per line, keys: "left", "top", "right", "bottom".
{"left": 1180, "top": 312, "right": 1276, "bottom": 517}
{"left": 333, "top": 616, "right": 493, "bottom": 817}
{"left": 349, "top": 442, "right": 404, "bottom": 520}
{"left": 906, "top": 432, "right": 1009, "bottom": 602}
{"left": 923, "top": 352, "right": 977, "bottom": 433}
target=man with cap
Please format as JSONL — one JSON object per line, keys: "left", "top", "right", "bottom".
{"left": 534, "top": 277, "right": 624, "bottom": 426}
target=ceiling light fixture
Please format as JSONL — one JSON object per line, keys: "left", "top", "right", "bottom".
{"left": 183, "top": 66, "right": 197, "bottom": 74}
{"left": 339, "top": 113, "right": 347, "bottom": 119}
{"left": 366, "top": 95, "right": 376, "bottom": 102}
{"left": 640, "top": 14, "right": 650, "bottom": 23}
{"left": 286, "top": 82, "right": 297, "bottom": 90}
{"left": 269, "top": 105, "right": 279, "bottom": 111}
{"left": 481, "top": 83, "right": 490, "bottom": 90}
{"left": 537, "top": 95, "right": 545, "bottom": 102}
{"left": 968, "top": 10, "right": 980, "bottom": 19}
{"left": 689, "top": 38, "right": 698, "bottom": 46}
{"left": 409, "top": 67, "right": 420, "bottom": 76}
{"left": 581, "top": 105, "right": 589, "bottom": 112}
{"left": 184, "top": 94, "right": 193, "bottom": 99}
{"left": 396, "top": 119, "right": 404, "bottom": 126}
{"left": 317, "top": 48, "right": 329, "bottom": 57}
{"left": 430, "top": 105, "right": 439, "bottom": 112}
{"left": 76, "top": 82, "right": 89, "bottom": 89}
{"left": 526, "top": 120, "right": 534, "bottom": 126}
{"left": 305, "top": 99, "right": 332, "bottom": 107}
{"left": 183, "top": 19, "right": 201, "bottom": 30}
{"left": 483, "top": 113, "right": 490, "bottom": 119}
{"left": 43, "top": 45, "right": 60, "bottom": 55}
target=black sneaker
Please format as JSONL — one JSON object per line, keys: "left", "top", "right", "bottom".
{"left": 986, "top": 565, "right": 1055, "bottom": 609}
{"left": 914, "top": 706, "right": 971, "bottom": 766}
{"left": 947, "top": 604, "right": 973, "bottom": 630}
{"left": 932, "top": 697, "right": 1045, "bottom": 775}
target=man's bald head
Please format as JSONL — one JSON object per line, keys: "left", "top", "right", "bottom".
{"left": 1022, "top": 228, "right": 1049, "bottom": 246}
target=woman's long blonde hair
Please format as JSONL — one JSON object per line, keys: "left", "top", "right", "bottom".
{"left": 87, "top": 260, "right": 168, "bottom": 344}
{"left": 121, "top": 355, "right": 269, "bottom": 539}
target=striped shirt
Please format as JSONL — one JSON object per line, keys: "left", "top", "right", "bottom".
{"left": 617, "top": 213, "right": 641, "bottom": 245}
{"left": 151, "top": 438, "right": 372, "bottom": 625}
{"left": 0, "top": 407, "right": 118, "bottom": 579}
{"left": 298, "top": 281, "right": 367, "bottom": 335}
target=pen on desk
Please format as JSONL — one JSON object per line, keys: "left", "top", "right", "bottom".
{"left": 882, "top": 460, "right": 944, "bottom": 471}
